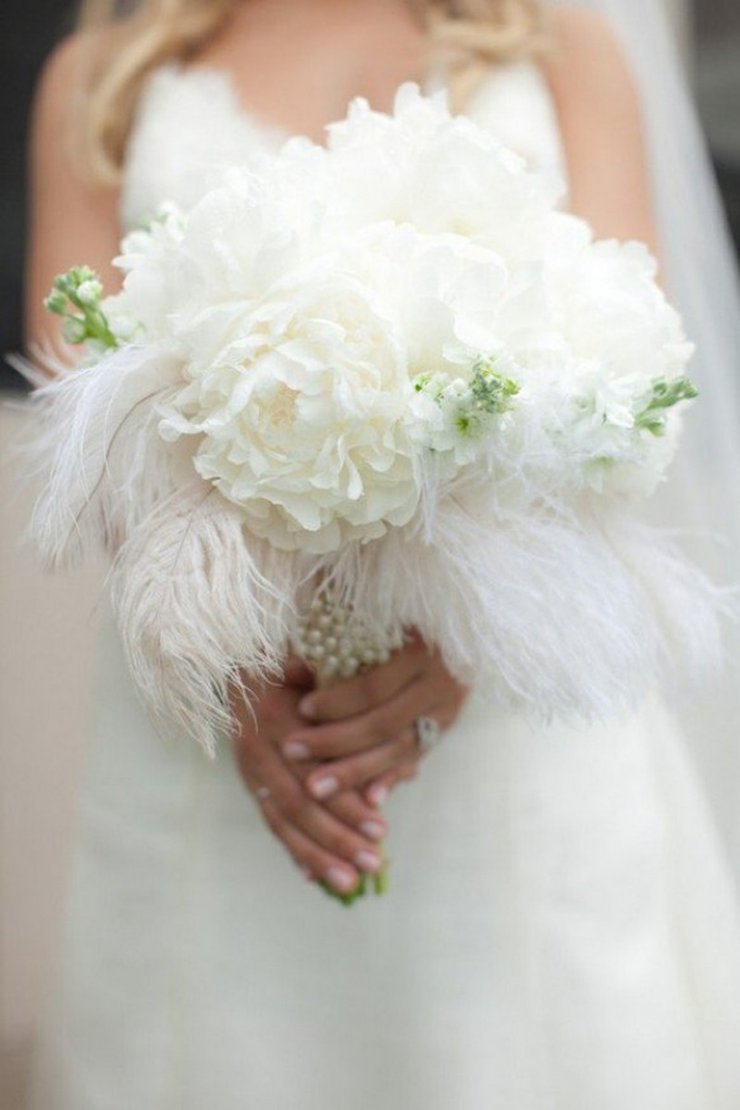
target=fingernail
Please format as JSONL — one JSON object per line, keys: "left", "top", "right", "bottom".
{"left": 369, "top": 785, "right": 389, "bottom": 806}
{"left": 311, "top": 775, "right": 339, "bottom": 800}
{"left": 359, "top": 820, "right": 386, "bottom": 841}
{"left": 355, "top": 850, "right": 382, "bottom": 874}
{"left": 299, "top": 696, "right": 318, "bottom": 720}
{"left": 327, "top": 866, "right": 356, "bottom": 893}
{"left": 283, "top": 740, "right": 310, "bottom": 761}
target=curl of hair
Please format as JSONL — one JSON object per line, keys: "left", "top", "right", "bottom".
{"left": 75, "top": 0, "right": 548, "bottom": 185}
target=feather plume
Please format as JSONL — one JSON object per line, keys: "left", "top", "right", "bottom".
{"left": 111, "top": 486, "right": 298, "bottom": 756}
{"left": 318, "top": 484, "right": 726, "bottom": 724}
{"left": 17, "top": 345, "right": 183, "bottom": 566}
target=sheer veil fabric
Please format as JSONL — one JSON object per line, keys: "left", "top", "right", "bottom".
{"left": 550, "top": 0, "right": 740, "bottom": 865}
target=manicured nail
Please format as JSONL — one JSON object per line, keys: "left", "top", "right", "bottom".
{"left": 359, "top": 820, "right": 386, "bottom": 841}
{"left": 369, "top": 785, "right": 389, "bottom": 806}
{"left": 283, "top": 740, "right": 310, "bottom": 761}
{"left": 311, "top": 775, "right": 339, "bottom": 800}
{"left": 327, "top": 866, "right": 356, "bottom": 893}
{"left": 355, "top": 850, "right": 382, "bottom": 874}
{"left": 299, "top": 696, "right": 318, "bottom": 720}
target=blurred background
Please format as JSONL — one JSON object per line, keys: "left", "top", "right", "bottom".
{"left": 1, "top": 0, "right": 739, "bottom": 1104}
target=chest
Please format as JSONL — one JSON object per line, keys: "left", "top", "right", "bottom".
{"left": 192, "top": 4, "right": 430, "bottom": 145}
{"left": 120, "top": 61, "right": 569, "bottom": 233}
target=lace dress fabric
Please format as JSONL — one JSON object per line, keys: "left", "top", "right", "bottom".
{"left": 31, "top": 62, "right": 740, "bottom": 1110}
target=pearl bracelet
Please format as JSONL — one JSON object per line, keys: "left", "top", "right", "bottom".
{"left": 294, "top": 592, "right": 403, "bottom": 684}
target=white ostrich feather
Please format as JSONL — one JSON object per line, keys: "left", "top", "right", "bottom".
{"left": 111, "top": 486, "right": 298, "bottom": 756}
{"left": 17, "top": 345, "right": 183, "bottom": 566}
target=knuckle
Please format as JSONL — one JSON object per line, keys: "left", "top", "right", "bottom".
{"left": 235, "top": 747, "right": 257, "bottom": 785}
{"left": 329, "top": 794, "right": 361, "bottom": 823}
{"left": 258, "top": 688, "right": 283, "bottom": 724}
{"left": 324, "top": 826, "right": 355, "bottom": 859}
{"left": 280, "top": 783, "right": 306, "bottom": 822}
{"left": 262, "top": 803, "right": 283, "bottom": 838}
{"left": 236, "top": 730, "right": 264, "bottom": 767}
{"left": 306, "top": 729, "right": 333, "bottom": 759}
{"left": 367, "top": 708, "right": 391, "bottom": 745}
{"left": 402, "top": 727, "right": 417, "bottom": 750}
{"left": 360, "top": 670, "right": 383, "bottom": 706}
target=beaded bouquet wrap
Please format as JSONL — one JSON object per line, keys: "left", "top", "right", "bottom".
{"left": 21, "top": 86, "right": 722, "bottom": 771}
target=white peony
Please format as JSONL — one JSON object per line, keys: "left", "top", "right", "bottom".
{"left": 157, "top": 264, "right": 420, "bottom": 553}
{"left": 105, "top": 80, "right": 697, "bottom": 544}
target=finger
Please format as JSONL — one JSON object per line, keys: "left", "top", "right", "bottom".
{"left": 282, "top": 655, "right": 315, "bottom": 689}
{"left": 326, "top": 789, "right": 388, "bottom": 843}
{"left": 283, "top": 756, "right": 389, "bottom": 843}
{"left": 306, "top": 731, "right": 417, "bottom": 800}
{"left": 296, "top": 632, "right": 429, "bottom": 723}
{"left": 236, "top": 737, "right": 385, "bottom": 874}
{"left": 284, "top": 669, "right": 453, "bottom": 763}
{"left": 261, "top": 798, "right": 361, "bottom": 894}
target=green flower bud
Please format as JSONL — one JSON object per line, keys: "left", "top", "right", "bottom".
{"left": 76, "top": 279, "right": 103, "bottom": 307}
{"left": 69, "top": 265, "right": 97, "bottom": 287}
{"left": 44, "top": 290, "right": 68, "bottom": 315}
{"left": 52, "top": 272, "right": 72, "bottom": 293}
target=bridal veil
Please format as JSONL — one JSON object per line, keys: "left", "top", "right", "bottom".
{"left": 552, "top": 0, "right": 740, "bottom": 866}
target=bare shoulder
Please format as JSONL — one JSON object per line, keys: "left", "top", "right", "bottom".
{"left": 539, "top": 6, "right": 656, "bottom": 250}
{"left": 33, "top": 32, "right": 91, "bottom": 134}
{"left": 31, "top": 28, "right": 115, "bottom": 167}
{"left": 543, "top": 6, "right": 641, "bottom": 118}
{"left": 26, "top": 31, "right": 122, "bottom": 352}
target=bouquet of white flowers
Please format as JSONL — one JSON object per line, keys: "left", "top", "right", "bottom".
{"left": 25, "top": 84, "right": 720, "bottom": 763}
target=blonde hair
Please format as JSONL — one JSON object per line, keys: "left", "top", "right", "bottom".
{"left": 76, "top": 0, "right": 548, "bottom": 185}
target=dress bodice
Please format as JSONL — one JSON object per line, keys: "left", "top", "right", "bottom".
{"left": 120, "top": 61, "right": 568, "bottom": 232}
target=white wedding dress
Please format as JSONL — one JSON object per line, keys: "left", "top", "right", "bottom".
{"left": 31, "top": 62, "right": 740, "bottom": 1110}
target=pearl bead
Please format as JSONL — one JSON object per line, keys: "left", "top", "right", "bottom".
{"left": 307, "top": 629, "right": 322, "bottom": 645}
{"left": 324, "top": 655, "right": 339, "bottom": 673}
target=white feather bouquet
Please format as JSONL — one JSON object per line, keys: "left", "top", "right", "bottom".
{"left": 26, "top": 84, "right": 719, "bottom": 756}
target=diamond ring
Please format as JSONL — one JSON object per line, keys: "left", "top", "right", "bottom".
{"left": 413, "top": 715, "right": 443, "bottom": 756}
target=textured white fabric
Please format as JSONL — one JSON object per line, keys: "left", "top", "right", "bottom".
{"left": 32, "top": 60, "right": 740, "bottom": 1110}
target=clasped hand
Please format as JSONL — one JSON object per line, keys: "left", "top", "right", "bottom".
{"left": 231, "top": 633, "right": 467, "bottom": 895}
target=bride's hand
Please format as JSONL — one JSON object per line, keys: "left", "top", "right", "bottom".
{"left": 230, "top": 663, "right": 388, "bottom": 895}
{"left": 281, "top": 632, "right": 468, "bottom": 804}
